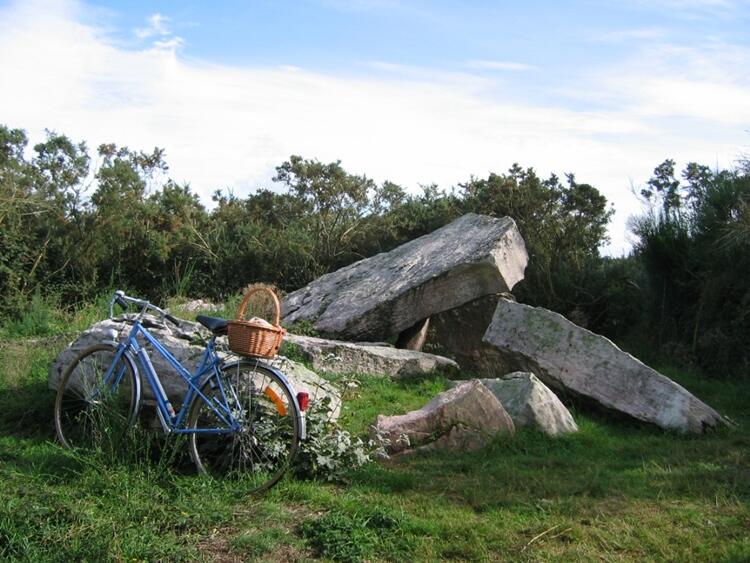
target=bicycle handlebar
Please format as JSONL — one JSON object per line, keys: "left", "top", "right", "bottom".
{"left": 110, "top": 290, "right": 180, "bottom": 326}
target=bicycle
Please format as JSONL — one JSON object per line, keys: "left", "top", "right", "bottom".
{"left": 53, "top": 290, "right": 308, "bottom": 493}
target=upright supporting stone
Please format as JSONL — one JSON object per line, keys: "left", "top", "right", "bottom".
{"left": 396, "top": 318, "right": 430, "bottom": 351}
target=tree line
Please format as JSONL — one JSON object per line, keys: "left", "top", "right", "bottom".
{"left": 1, "top": 124, "right": 748, "bottom": 376}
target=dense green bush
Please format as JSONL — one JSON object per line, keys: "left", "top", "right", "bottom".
{"left": 631, "top": 159, "right": 750, "bottom": 375}
{"left": 0, "top": 124, "right": 612, "bottom": 314}
{"left": 2, "top": 123, "right": 748, "bottom": 376}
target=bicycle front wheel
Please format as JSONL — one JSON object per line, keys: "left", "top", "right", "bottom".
{"left": 187, "top": 361, "right": 300, "bottom": 493}
{"left": 54, "top": 344, "right": 139, "bottom": 450}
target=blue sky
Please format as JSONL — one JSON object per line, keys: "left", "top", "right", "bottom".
{"left": 87, "top": 0, "right": 750, "bottom": 99}
{"left": 2, "top": 0, "right": 749, "bottom": 253}
{"left": 93, "top": 1, "right": 748, "bottom": 67}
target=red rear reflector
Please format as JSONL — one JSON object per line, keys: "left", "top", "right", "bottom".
{"left": 296, "top": 392, "right": 309, "bottom": 411}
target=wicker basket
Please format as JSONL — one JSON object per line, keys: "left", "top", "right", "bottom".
{"left": 227, "top": 285, "right": 286, "bottom": 358}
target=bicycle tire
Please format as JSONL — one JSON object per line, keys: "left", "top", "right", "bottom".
{"left": 54, "top": 343, "right": 140, "bottom": 450}
{"left": 187, "top": 360, "right": 300, "bottom": 493}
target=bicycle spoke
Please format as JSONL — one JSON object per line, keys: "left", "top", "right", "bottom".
{"left": 55, "top": 345, "right": 138, "bottom": 451}
{"left": 187, "top": 361, "right": 300, "bottom": 493}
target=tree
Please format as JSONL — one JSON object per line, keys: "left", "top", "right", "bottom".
{"left": 0, "top": 126, "right": 36, "bottom": 312}
{"left": 631, "top": 159, "right": 750, "bottom": 374}
{"left": 0, "top": 127, "right": 93, "bottom": 310}
{"left": 272, "top": 155, "right": 375, "bottom": 276}
{"left": 459, "top": 165, "right": 613, "bottom": 319}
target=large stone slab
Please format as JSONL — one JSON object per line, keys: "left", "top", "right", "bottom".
{"left": 282, "top": 333, "right": 458, "bottom": 378}
{"left": 48, "top": 315, "right": 340, "bottom": 418}
{"left": 449, "top": 372, "right": 578, "bottom": 436}
{"left": 282, "top": 213, "right": 528, "bottom": 341}
{"left": 483, "top": 299, "right": 728, "bottom": 433}
{"left": 371, "top": 379, "right": 515, "bottom": 455}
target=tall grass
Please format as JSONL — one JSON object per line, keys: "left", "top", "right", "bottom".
{"left": 1, "top": 291, "right": 63, "bottom": 338}
{"left": 1, "top": 300, "right": 748, "bottom": 561}
{"left": 0, "top": 289, "right": 117, "bottom": 340}
{"left": 168, "top": 260, "right": 197, "bottom": 299}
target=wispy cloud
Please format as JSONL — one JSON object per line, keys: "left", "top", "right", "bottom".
{"left": 642, "top": 0, "right": 735, "bottom": 8}
{"left": 134, "top": 12, "right": 184, "bottom": 53}
{"left": 620, "top": 0, "right": 742, "bottom": 20}
{"left": 366, "top": 61, "right": 486, "bottom": 87}
{"left": 1, "top": 0, "right": 748, "bottom": 254}
{"left": 467, "top": 60, "right": 537, "bottom": 72}
{"left": 319, "top": 0, "right": 401, "bottom": 11}
{"left": 135, "top": 13, "right": 171, "bottom": 39}
{"left": 577, "top": 40, "right": 750, "bottom": 124}
{"left": 317, "top": 0, "right": 430, "bottom": 17}
{"left": 589, "top": 27, "right": 668, "bottom": 43}
{"left": 152, "top": 36, "right": 185, "bottom": 52}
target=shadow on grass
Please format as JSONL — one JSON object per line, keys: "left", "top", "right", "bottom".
{"left": 349, "top": 420, "right": 750, "bottom": 510}
{"left": 0, "top": 374, "right": 198, "bottom": 485}
{"left": 343, "top": 370, "right": 750, "bottom": 510}
{"left": 0, "top": 377, "right": 95, "bottom": 480}
{"left": 342, "top": 369, "right": 750, "bottom": 512}
{"left": 0, "top": 378, "right": 55, "bottom": 436}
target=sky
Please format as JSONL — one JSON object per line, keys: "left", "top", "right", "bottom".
{"left": 1, "top": 0, "right": 749, "bottom": 254}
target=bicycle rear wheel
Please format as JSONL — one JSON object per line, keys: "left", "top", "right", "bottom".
{"left": 54, "top": 344, "right": 139, "bottom": 450}
{"left": 187, "top": 361, "right": 300, "bottom": 493}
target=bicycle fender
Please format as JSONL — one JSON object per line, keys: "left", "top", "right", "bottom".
{"left": 221, "top": 359, "right": 307, "bottom": 440}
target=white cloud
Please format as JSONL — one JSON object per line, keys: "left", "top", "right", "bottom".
{"left": 152, "top": 36, "right": 185, "bottom": 52}
{"left": 589, "top": 27, "right": 668, "bottom": 43}
{"left": 1, "top": 0, "right": 748, "bottom": 256}
{"left": 135, "top": 13, "right": 171, "bottom": 39}
{"left": 586, "top": 42, "right": 750, "bottom": 124}
{"left": 467, "top": 60, "right": 537, "bottom": 71}
{"left": 622, "top": 0, "right": 738, "bottom": 15}
{"left": 134, "top": 12, "right": 184, "bottom": 53}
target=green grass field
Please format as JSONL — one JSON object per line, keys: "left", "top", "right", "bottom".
{"left": 0, "top": 304, "right": 748, "bottom": 561}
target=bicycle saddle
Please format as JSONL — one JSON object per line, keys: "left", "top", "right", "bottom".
{"left": 196, "top": 315, "right": 228, "bottom": 335}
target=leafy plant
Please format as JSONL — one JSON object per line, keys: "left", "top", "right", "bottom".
{"left": 293, "top": 397, "right": 383, "bottom": 482}
{"left": 300, "top": 507, "right": 411, "bottom": 563}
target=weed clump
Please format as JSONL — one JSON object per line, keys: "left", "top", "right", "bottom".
{"left": 2, "top": 291, "right": 63, "bottom": 338}
{"left": 293, "top": 396, "right": 383, "bottom": 482}
{"left": 300, "top": 507, "right": 411, "bottom": 562}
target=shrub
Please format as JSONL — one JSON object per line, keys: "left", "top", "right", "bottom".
{"left": 293, "top": 397, "right": 383, "bottom": 482}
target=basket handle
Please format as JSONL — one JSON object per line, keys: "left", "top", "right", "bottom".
{"left": 235, "top": 286, "right": 281, "bottom": 326}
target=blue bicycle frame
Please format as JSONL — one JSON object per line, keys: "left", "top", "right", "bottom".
{"left": 106, "top": 318, "right": 239, "bottom": 436}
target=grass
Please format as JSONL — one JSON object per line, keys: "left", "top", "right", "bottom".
{"left": 0, "top": 291, "right": 118, "bottom": 340}
{"left": 0, "top": 313, "right": 749, "bottom": 561}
